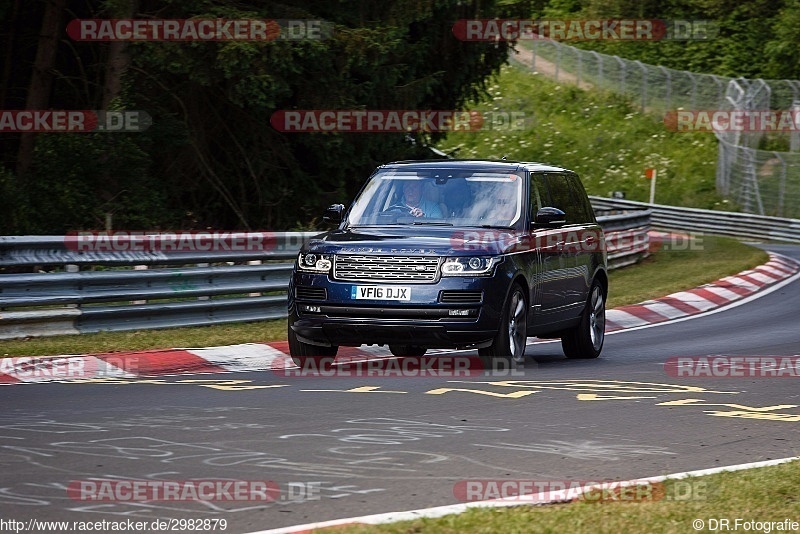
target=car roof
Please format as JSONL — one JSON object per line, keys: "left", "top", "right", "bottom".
{"left": 379, "top": 159, "right": 570, "bottom": 174}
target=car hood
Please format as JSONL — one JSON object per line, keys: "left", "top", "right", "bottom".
{"left": 302, "top": 226, "right": 526, "bottom": 256}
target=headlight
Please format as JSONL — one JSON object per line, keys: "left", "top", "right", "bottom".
{"left": 297, "top": 253, "right": 333, "bottom": 273}
{"left": 441, "top": 256, "right": 501, "bottom": 276}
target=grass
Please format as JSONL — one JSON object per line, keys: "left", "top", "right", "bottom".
{"left": 437, "top": 63, "right": 731, "bottom": 210}
{"left": 337, "top": 460, "right": 800, "bottom": 534}
{"left": 607, "top": 235, "right": 768, "bottom": 308}
{"left": 0, "top": 236, "right": 767, "bottom": 357}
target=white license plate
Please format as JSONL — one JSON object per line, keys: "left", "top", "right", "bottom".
{"left": 351, "top": 285, "right": 411, "bottom": 301}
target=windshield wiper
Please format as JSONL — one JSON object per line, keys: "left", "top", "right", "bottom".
{"left": 392, "top": 221, "right": 454, "bottom": 226}
{"left": 477, "top": 224, "right": 515, "bottom": 229}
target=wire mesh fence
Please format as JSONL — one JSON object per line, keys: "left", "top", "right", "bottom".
{"left": 520, "top": 39, "right": 800, "bottom": 219}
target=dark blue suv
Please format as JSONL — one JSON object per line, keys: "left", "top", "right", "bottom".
{"left": 288, "top": 160, "right": 608, "bottom": 368}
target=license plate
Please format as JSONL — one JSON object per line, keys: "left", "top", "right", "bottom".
{"left": 351, "top": 286, "right": 411, "bottom": 301}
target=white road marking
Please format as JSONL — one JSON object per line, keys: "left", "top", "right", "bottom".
{"left": 248, "top": 457, "right": 800, "bottom": 534}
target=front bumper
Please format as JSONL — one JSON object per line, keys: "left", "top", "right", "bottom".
{"left": 288, "top": 271, "right": 511, "bottom": 348}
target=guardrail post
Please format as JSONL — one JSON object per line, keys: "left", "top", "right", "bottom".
{"left": 248, "top": 260, "right": 262, "bottom": 297}
{"left": 65, "top": 264, "right": 79, "bottom": 308}
{"left": 132, "top": 265, "right": 148, "bottom": 305}
{"left": 196, "top": 263, "right": 209, "bottom": 300}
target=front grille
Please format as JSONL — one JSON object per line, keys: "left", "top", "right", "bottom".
{"left": 439, "top": 290, "right": 484, "bottom": 304}
{"left": 295, "top": 286, "right": 327, "bottom": 300}
{"left": 333, "top": 255, "right": 440, "bottom": 283}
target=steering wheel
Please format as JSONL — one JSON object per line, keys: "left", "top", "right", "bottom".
{"left": 382, "top": 203, "right": 413, "bottom": 214}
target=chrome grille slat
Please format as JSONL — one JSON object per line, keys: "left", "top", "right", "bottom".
{"left": 334, "top": 255, "right": 440, "bottom": 282}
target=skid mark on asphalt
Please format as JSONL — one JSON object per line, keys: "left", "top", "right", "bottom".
{"left": 8, "top": 376, "right": 796, "bottom": 425}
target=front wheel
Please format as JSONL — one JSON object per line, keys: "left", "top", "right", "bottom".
{"left": 479, "top": 284, "right": 528, "bottom": 369}
{"left": 561, "top": 281, "right": 605, "bottom": 359}
{"left": 288, "top": 324, "right": 338, "bottom": 368}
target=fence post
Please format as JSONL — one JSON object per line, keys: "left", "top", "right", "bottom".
{"left": 615, "top": 55, "right": 626, "bottom": 94}
{"left": 775, "top": 152, "right": 787, "bottom": 217}
{"left": 658, "top": 66, "right": 672, "bottom": 111}
{"left": 591, "top": 51, "right": 602, "bottom": 89}
{"left": 555, "top": 41, "right": 561, "bottom": 82}
{"left": 636, "top": 60, "right": 647, "bottom": 112}
{"left": 712, "top": 75, "right": 725, "bottom": 109}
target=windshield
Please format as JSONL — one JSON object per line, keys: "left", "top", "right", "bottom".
{"left": 347, "top": 170, "right": 524, "bottom": 227}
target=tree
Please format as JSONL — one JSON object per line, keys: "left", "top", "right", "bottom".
{"left": 2, "top": 0, "right": 527, "bottom": 232}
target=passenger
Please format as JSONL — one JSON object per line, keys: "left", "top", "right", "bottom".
{"left": 444, "top": 181, "right": 472, "bottom": 218}
{"left": 493, "top": 182, "right": 521, "bottom": 224}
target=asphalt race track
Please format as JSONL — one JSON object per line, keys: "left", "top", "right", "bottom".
{"left": 1, "top": 245, "right": 798, "bottom": 533}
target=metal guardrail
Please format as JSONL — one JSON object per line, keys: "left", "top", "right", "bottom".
{"left": 593, "top": 208, "right": 652, "bottom": 270}
{"left": 590, "top": 196, "right": 800, "bottom": 243}
{"left": 0, "top": 233, "right": 318, "bottom": 339}
{"left": 0, "top": 214, "right": 649, "bottom": 339}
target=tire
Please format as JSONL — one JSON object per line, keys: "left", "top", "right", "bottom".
{"left": 561, "top": 281, "right": 606, "bottom": 359}
{"left": 478, "top": 283, "right": 528, "bottom": 369}
{"left": 389, "top": 345, "right": 427, "bottom": 357}
{"left": 288, "top": 323, "right": 338, "bottom": 368}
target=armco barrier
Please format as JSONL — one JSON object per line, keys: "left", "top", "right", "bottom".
{"left": 0, "top": 232, "right": 317, "bottom": 339}
{"left": 0, "top": 215, "right": 647, "bottom": 339}
{"left": 590, "top": 196, "right": 800, "bottom": 243}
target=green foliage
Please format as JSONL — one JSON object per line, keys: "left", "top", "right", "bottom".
{"left": 535, "top": 0, "right": 796, "bottom": 80}
{"left": 764, "top": 0, "right": 800, "bottom": 79}
{"left": 438, "top": 64, "right": 727, "bottom": 209}
{"left": 22, "top": 132, "right": 176, "bottom": 233}
{"left": 3, "top": 0, "right": 526, "bottom": 233}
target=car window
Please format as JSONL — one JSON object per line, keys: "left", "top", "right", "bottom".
{"left": 529, "top": 172, "right": 545, "bottom": 219}
{"left": 542, "top": 172, "right": 575, "bottom": 224}
{"left": 566, "top": 173, "right": 595, "bottom": 223}
{"left": 346, "top": 171, "right": 523, "bottom": 227}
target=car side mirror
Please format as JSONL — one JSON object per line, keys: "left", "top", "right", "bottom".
{"left": 533, "top": 207, "right": 566, "bottom": 227}
{"left": 323, "top": 204, "right": 345, "bottom": 224}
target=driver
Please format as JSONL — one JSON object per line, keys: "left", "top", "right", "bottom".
{"left": 398, "top": 181, "right": 443, "bottom": 218}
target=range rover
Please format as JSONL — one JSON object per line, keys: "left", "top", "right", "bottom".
{"left": 288, "top": 160, "right": 608, "bottom": 368}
